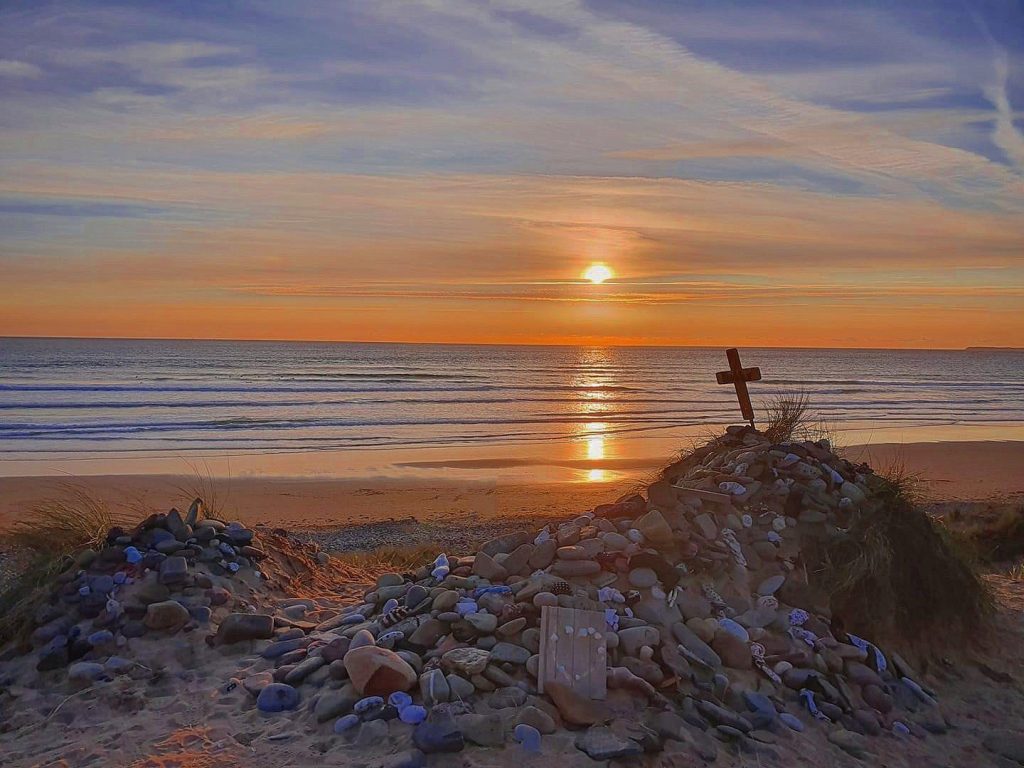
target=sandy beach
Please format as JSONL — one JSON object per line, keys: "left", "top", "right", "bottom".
{"left": 1, "top": 440, "right": 1020, "bottom": 535}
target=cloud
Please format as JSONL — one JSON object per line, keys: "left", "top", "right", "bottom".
{"left": 0, "top": 59, "right": 41, "bottom": 78}
{"left": 983, "top": 46, "right": 1024, "bottom": 171}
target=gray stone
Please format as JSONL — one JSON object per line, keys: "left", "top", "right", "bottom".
{"left": 489, "top": 642, "right": 531, "bottom": 665}
{"left": 420, "top": 669, "right": 450, "bottom": 706}
{"left": 575, "top": 726, "right": 644, "bottom": 760}
{"left": 457, "top": 712, "right": 505, "bottom": 746}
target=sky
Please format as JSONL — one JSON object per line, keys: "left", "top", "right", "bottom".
{"left": 1, "top": 0, "right": 1023, "bottom": 348}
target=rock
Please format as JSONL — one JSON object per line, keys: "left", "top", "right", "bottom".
{"left": 618, "top": 626, "right": 660, "bottom": 656}
{"left": 516, "top": 705, "right": 556, "bottom": 734}
{"left": 442, "top": 647, "right": 490, "bottom": 676}
{"left": 344, "top": 646, "right": 417, "bottom": 696}
{"left": 551, "top": 560, "right": 600, "bottom": 578}
{"left": 628, "top": 567, "right": 658, "bottom": 588}
{"left": 984, "top": 730, "right": 1024, "bottom": 763}
{"left": 213, "top": 613, "right": 275, "bottom": 645}
{"left": 711, "top": 631, "right": 752, "bottom": 669}
{"left": 144, "top": 600, "right": 190, "bottom": 631}
{"left": 502, "top": 544, "right": 535, "bottom": 576}
{"left": 284, "top": 655, "right": 326, "bottom": 684}
{"left": 446, "top": 673, "right": 475, "bottom": 700}
{"left": 413, "top": 707, "right": 465, "bottom": 754}
{"left": 481, "top": 531, "right": 531, "bottom": 557}
{"left": 672, "top": 621, "right": 721, "bottom": 669}
{"left": 158, "top": 556, "right": 188, "bottom": 585}
{"left": 862, "top": 684, "right": 893, "bottom": 714}
{"left": 243, "top": 672, "right": 275, "bottom": 697}
{"left": 513, "top": 723, "right": 542, "bottom": 752}
{"left": 420, "top": 669, "right": 450, "bottom": 706}
{"left": 472, "top": 552, "right": 508, "bottom": 581}
{"left": 489, "top": 686, "right": 526, "bottom": 709}
{"left": 546, "top": 682, "right": 612, "bottom": 726}
{"left": 489, "top": 642, "right": 531, "bottom": 664}
{"left": 256, "top": 683, "right": 300, "bottom": 713}
{"left": 696, "top": 701, "right": 752, "bottom": 732}
{"left": 757, "top": 574, "right": 785, "bottom": 596}
{"left": 575, "top": 726, "right": 644, "bottom": 760}
{"left": 315, "top": 686, "right": 358, "bottom": 721}
{"left": 458, "top": 712, "right": 505, "bottom": 746}
{"left": 68, "top": 662, "right": 105, "bottom": 683}
{"left": 465, "top": 612, "right": 498, "bottom": 634}
{"left": 528, "top": 540, "right": 557, "bottom": 569}
{"left": 635, "top": 510, "right": 674, "bottom": 545}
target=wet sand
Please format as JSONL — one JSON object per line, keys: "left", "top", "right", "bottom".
{"left": 0, "top": 440, "right": 1021, "bottom": 533}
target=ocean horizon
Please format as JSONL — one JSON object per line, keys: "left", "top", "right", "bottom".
{"left": 2, "top": 337, "right": 1022, "bottom": 481}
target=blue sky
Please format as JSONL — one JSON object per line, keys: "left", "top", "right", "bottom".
{"left": 0, "top": 0, "right": 1022, "bottom": 346}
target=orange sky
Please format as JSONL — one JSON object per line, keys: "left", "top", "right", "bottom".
{"left": 2, "top": 3, "right": 1023, "bottom": 348}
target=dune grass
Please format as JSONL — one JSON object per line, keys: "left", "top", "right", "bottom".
{"left": 815, "top": 477, "right": 992, "bottom": 648}
{"left": 762, "top": 392, "right": 838, "bottom": 447}
{"left": 1, "top": 484, "right": 130, "bottom": 646}
{"left": 329, "top": 543, "right": 449, "bottom": 576}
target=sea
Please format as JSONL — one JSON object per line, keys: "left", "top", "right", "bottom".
{"left": 1, "top": 338, "right": 1022, "bottom": 480}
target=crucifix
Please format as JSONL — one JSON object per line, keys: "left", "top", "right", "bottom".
{"left": 716, "top": 348, "right": 761, "bottom": 427}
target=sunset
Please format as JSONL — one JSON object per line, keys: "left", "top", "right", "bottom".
{"left": 1, "top": 3, "right": 1024, "bottom": 767}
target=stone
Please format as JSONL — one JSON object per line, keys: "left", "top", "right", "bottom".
{"left": 465, "top": 612, "right": 498, "bottom": 634}
{"left": 284, "top": 655, "right": 326, "bottom": 684}
{"left": 711, "top": 631, "right": 752, "bottom": 670}
{"left": 635, "top": 510, "right": 674, "bottom": 545}
{"left": 256, "top": 683, "right": 300, "bottom": 713}
{"left": 628, "top": 567, "right": 658, "bottom": 588}
{"left": 862, "top": 684, "right": 893, "bottom": 714}
{"left": 314, "top": 686, "right": 358, "bottom": 721}
{"left": 513, "top": 724, "right": 542, "bottom": 753}
{"left": 489, "top": 686, "right": 527, "bottom": 709}
{"left": 333, "top": 714, "right": 360, "bottom": 734}
{"left": 546, "top": 682, "right": 612, "bottom": 726}
{"left": 481, "top": 531, "right": 531, "bottom": 557}
{"left": 420, "top": 669, "right": 450, "bottom": 706}
{"left": 489, "top": 642, "right": 530, "bottom": 664}
{"left": 696, "top": 701, "right": 752, "bottom": 733}
{"left": 497, "top": 617, "right": 527, "bottom": 637}
{"left": 458, "top": 712, "right": 505, "bottom": 746}
{"left": 446, "top": 673, "right": 475, "bottom": 700}
{"left": 672, "top": 621, "right": 721, "bottom": 669}
{"left": 516, "top": 705, "right": 556, "bottom": 734}
{"left": 442, "top": 647, "right": 491, "bottom": 676}
{"left": 575, "top": 726, "right": 644, "bottom": 760}
{"left": 413, "top": 707, "right": 465, "bottom": 754}
{"left": 757, "top": 574, "right": 785, "bottom": 596}
{"left": 405, "top": 584, "right": 428, "bottom": 608}
{"left": 502, "top": 544, "right": 535, "bottom": 575}
{"left": 383, "top": 750, "right": 426, "bottom": 768}
{"left": 551, "top": 560, "right": 601, "bottom": 578}
{"left": 144, "top": 600, "right": 190, "bottom": 631}
{"left": 68, "top": 661, "right": 105, "bottom": 683}
{"left": 158, "top": 556, "right": 188, "bottom": 585}
{"left": 528, "top": 540, "right": 557, "bottom": 569}
{"left": 213, "top": 613, "right": 275, "bottom": 645}
{"left": 344, "top": 646, "right": 417, "bottom": 696}
{"left": 472, "top": 552, "right": 508, "bottom": 581}
{"left": 618, "top": 625, "right": 660, "bottom": 657}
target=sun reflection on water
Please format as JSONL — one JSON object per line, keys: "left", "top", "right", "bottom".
{"left": 575, "top": 347, "right": 616, "bottom": 483}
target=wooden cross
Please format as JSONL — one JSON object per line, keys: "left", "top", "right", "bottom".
{"left": 716, "top": 348, "right": 761, "bottom": 426}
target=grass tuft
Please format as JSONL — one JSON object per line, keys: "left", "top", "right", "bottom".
{"left": 330, "top": 544, "right": 449, "bottom": 576}
{"left": 1, "top": 484, "right": 128, "bottom": 646}
{"left": 814, "top": 477, "right": 992, "bottom": 648}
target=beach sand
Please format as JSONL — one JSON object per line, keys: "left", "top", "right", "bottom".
{"left": 1, "top": 440, "right": 1021, "bottom": 534}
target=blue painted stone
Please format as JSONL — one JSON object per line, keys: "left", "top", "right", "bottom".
{"left": 717, "top": 618, "right": 749, "bottom": 642}
{"left": 381, "top": 599, "right": 400, "bottom": 614}
{"left": 78, "top": 585, "right": 91, "bottom": 596}
{"left": 743, "top": 691, "right": 776, "bottom": 718}
{"left": 341, "top": 613, "right": 365, "bottom": 625}
{"left": 256, "top": 683, "right": 300, "bottom": 713}
{"left": 377, "top": 630, "right": 403, "bottom": 649}
{"left": 388, "top": 691, "right": 413, "bottom": 711}
{"left": 191, "top": 606, "right": 212, "bottom": 623}
{"left": 124, "top": 546, "right": 142, "bottom": 564}
{"left": 892, "top": 721, "right": 911, "bottom": 737}
{"left": 354, "top": 696, "right": 385, "bottom": 716}
{"left": 399, "top": 705, "right": 427, "bottom": 725}
{"left": 227, "top": 562, "right": 240, "bottom": 573}
{"left": 513, "top": 723, "right": 541, "bottom": 752}
{"left": 779, "top": 712, "right": 804, "bottom": 732}
{"left": 334, "top": 714, "right": 360, "bottom": 734}
{"left": 113, "top": 571, "right": 128, "bottom": 585}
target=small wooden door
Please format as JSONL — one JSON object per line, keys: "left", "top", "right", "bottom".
{"left": 538, "top": 606, "right": 608, "bottom": 700}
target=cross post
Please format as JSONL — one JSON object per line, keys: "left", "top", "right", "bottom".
{"left": 715, "top": 348, "right": 761, "bottom": 427}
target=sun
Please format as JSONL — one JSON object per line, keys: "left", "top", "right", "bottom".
{"left": 583, "top": 264, "right": 613, "bottom": 284}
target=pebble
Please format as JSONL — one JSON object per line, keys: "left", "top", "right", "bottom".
{"left": 513, "top": 723, "right": 541, "bottom": 752}
{"left": 256, "top": 683, "right": 300, "bottom": 713}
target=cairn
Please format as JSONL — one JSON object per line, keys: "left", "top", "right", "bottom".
{"left": 2, "top": 427, "right": 960, "bottom": 765}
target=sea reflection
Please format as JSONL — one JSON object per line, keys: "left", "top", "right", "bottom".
{"left": 575, "top": 347, "right": 616, "bottom": 482}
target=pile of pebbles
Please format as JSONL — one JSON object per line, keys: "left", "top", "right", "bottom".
{"left": 5, "top": 501, "right": 271, "bottom": 680}
{"left": 224, "top": 427, "right": 949, "bottom": 765}
{"left": 2, "top": 427, "right": 951, "bottom": 766}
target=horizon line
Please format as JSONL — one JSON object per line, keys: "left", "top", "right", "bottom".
{"left": 1, "top": 334, "right": 1017, "bottom": 353}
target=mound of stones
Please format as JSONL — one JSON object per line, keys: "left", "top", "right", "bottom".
{"left": 2, "top": 428, "right": 951, "bottom": 766}
{"left": 5, "top": 500, "right": 273, "bottom": 681}
{"left": 223, "top": 427, "right": 950, "bottom": 764}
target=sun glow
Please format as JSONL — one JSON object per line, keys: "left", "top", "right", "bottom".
{"left": 583, "top": 264, "right": 613, "bottom": 284}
